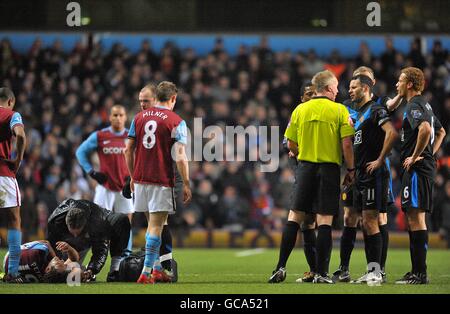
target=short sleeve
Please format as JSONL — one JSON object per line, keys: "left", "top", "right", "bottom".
{"left": 284, "top": 110, "right": 298, "bottom": 143}
{"left": 10, "top": 112, "right": 23, "bottom": 131}
{"left": 339, "top": 105, "right": 355, "bottom": 138}
{"left": 373, "top": 106, "right": 390, "bottom": 127}
{"left": 128, "top": 119, "right": 136, "bottom": 138}
{"left": 175, "top": 120, "right": 188, "bottom": 145}
{"left": 433, "top": 115, "right": 442, "bottom": 130}
{"left": 406, "top": 103, "right": 428, "bottom": 130}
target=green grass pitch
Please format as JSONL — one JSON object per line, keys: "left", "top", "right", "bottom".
{"left": 0, "top": 248, "right": 449, "bottom": 294}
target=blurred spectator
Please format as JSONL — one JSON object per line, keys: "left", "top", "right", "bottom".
{"left": 0, "top": 35, "right": 447, "bottom": 238}
{"left": 217, "top": 186, "right": 250, "bottom": 231}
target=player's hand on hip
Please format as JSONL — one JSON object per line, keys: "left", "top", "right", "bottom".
{"left": 403, "top": 156, "right": 423, "bottom": 171}
{"left": 366, "top": 158, "right": 383, "bottom": 175}
{"left": 89, "top": 170, "right": 108, "bottom": 184}
{"left": 2, "top": 158, "right": 22, "bottom": 173}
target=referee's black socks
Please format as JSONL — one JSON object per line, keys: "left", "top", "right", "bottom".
{"left": 276, "top": 221, "right": 299, "bottom": 270}
{"left": 316, "top": 225, "right": 332, "bottom": 276}
{"left": 302, "top": 228, "right": 317, "bottom": 273}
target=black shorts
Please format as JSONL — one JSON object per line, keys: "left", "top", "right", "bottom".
{"left": 110, "top": 215, "right": 131, "bottom": 257}
{"left": 353, "top": 168, "right": 389, "bottom": 213}
{"left": 401, "top": 170, "right": 433, "bottom": 213}
{"left": 292, "top": 161, "right": 340, "bottom": 216}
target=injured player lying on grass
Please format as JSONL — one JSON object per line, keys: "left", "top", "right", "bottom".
{"left": 1, "top": 240, "right": 81, "bottom": 283}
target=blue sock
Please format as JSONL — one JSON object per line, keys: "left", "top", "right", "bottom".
{"left": 125, "top": 230, "right": 133, "bottom": 256}
{"left": 7, "top": 229, "right": 22, "bottom": 276}
{"left": 143, "top": 233, "right": 161, "bottom": 276}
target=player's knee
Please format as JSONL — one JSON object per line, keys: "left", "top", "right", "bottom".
{"left": 8, "top": 211, "right": 21, "bottom": 229}
{"left": 362, "top": 218, "right": 378, "bottom": 235}
{"left": 344, "top": 211, "right": 358, "bottom": 227}
{"left": 406, "top": 212, "right": 426, "bottom": 230}
{"left": 378, "top": 213, "right": 387, "bottom": 225}
{"left": 288, "top": 210, "right": 304, "bottom": 225}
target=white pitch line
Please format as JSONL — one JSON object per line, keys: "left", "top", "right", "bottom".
{"left": 235, "top": 248, "right": 266, "bottom": 257}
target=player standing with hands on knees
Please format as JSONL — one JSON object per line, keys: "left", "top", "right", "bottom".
{"left": 125, "top": 81, "right": 191, "bottom": 284}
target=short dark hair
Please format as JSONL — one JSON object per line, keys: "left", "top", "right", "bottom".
{"left": 351, "top": 74, "right": 374, "bottom": 89}
{"left": 65, "top": 207, "right": 88, "bottom": 230}
{"left": 156, "top": 81, "right": 178, "bottom": 102}
{"left": 42, "top": 269, "right": 71, "bottom": 283}
{"left": 0, "top": 87, "right": 15, "bottom": 102}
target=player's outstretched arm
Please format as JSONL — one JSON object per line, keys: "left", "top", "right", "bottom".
{"left": 86, "top": 239, "right": 109, "bottom": 277}
{"left": 386, "top": 94, "right": 403, "bottom": 112}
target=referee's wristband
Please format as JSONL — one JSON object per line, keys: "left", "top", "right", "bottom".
{"left": 347, "top": 168, "right": 355, "bottom": 172}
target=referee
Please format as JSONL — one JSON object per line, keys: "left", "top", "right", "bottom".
{"left": 284, "top": 70, "right": 355, "bottom": 284}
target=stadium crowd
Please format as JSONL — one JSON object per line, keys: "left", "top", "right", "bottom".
{"left": 0, "top": 35, "right": 448, "bottom": 241}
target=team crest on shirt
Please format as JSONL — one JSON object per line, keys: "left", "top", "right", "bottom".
{"left": 379, "top": 109, "right": 388, "bottom": 118}
{"left": 411, "top": 109, "right": 422, "bottom": 119}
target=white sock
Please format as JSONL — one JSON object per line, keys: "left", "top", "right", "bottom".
{"left": 142, "top": 266, "right": 152, "bottom": 275}
{"left": 160, "top": 253, "right": 173, "bottom": 262}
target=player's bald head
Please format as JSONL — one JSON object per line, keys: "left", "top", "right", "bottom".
{"left": 139, "top": 83, "right": 157, "bottom": 110}
{"left": 141, "top": 83, "right": 156, "bottom": 96}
